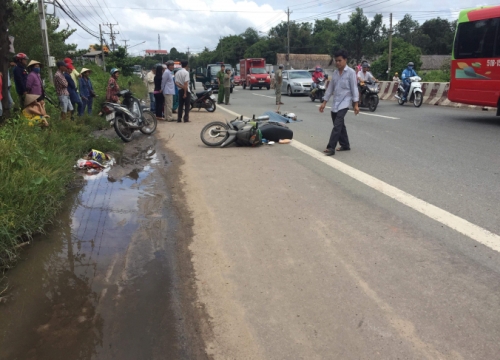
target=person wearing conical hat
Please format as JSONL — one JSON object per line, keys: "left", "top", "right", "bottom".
{"left": 22, "top": 94, "right": 49, "bottom": 127}
{"left": 26, "top": 60, "right": 44, "bottom": 100}
{"left": 78, "top": 68, "right": 95, "bottom": 116}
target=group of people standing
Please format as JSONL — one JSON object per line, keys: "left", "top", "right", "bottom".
{"left": 5, "top": 52, "right": 95, "bottom": 124}
{"left": 146, "top": 60, "right": 192, "bottom": 123}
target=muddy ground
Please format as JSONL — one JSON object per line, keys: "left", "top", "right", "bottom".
{"left": 0, "top": 128, "right": 209, "bottom": 360}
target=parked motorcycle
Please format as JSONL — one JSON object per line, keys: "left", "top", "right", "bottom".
{"left": 309, "top": 77, "right": 326, "bottom": 102}
{"left": 395, "top": 76, "right": 423, "bottom": 107}
{"left": 101, "top": 89, "right": 157, "bottom": 142}
{"left": 200, "top": 114, "right": 270, "bottom": 147}
{"left": 358, "top": 81, "right": 380, "bottom": 112}
{"left": 190, "top": 88, "right": 217, "bottom": 112}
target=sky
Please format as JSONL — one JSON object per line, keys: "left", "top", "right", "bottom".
{"left": 55, "top": 0, "right": 494, "bottom": 57}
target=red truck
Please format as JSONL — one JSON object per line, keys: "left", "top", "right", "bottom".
{"left": 240, "top": 58, "right": 270, "bottom": 90}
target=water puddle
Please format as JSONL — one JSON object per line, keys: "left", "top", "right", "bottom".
{"left": 0, "top": 136, "right": 195, "bottom": 359}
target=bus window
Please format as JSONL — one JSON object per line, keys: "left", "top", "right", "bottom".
{"left": 455, "top": 18, "right": 500, "bottom": 58}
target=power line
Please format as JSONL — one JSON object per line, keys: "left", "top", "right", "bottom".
{"left": 54, "top": 0, "right": 99, "bottom": 38}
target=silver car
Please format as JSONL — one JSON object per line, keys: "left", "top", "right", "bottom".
{"left": 281, "top": 70, "right": 313, "bottom": 96}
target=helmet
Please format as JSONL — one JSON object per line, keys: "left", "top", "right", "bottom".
{"left": 395, "top": 72, "right": 398, "bottom": 75}
{"left": 15, "top": 53, "right": 29, "bottom": 62}
{"left": 315, "top": 66, "right": 322, "bottom": 71}
{"left": 278, "top": 64, "right": 284, "bottom": 69}
{"left": 166, "top": 60, "right": 175, "bottom": 66}
{"left": 362, "top": 63, "right": 369, "bottom": 68}
{"left": 110, "top": 68, "right": 120, "bottom": 76}
{"left": 407, "top": 62, "right": 414, "bottom": 67}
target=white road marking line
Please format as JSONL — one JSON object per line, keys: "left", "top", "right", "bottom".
{"left": 290, "top": 140, "right": 500, "bottom": 253}
{"left": 217, "top": 105, "right": 500, "bottom": 253}
{"left": 315, "top": 105, "right": 399, "bottom": 119}
{"left": 252, "top": 93, "right": 276, "bottom": 99}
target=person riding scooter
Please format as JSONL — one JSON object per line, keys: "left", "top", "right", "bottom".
{"left": 357, "top": 63, "right": 377, "bottom": 97}
{"left": 311, "top": 66, "right": 324, "bottom": 95}
{"left": 401, "top": 62, "right": 418, "bottom": 101}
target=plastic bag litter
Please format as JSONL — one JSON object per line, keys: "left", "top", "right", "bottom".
{"left": 76, "top": 159, "right": 105, "bottom": 169}
{"left": 88, "top": 149, "right": 110, "bottom": 162}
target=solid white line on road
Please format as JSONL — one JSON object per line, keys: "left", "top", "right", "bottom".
{"left": 218, "top": 105, "right": 500, "bottom": 253}
{"left": 253, "top": 93, "right": 276, "bottom": 99}
{"left": 315, "top": 105, "right": 399, "bottom": 119}
{"left": 290, "top": 140, "right": 500, "bottom": 253}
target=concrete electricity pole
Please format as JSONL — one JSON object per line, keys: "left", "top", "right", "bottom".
{"left": 104, "top": 23, "right": 119, "bottom": 51}
{"left": 122, "top": 39, "right": 129, "bottom": 53}
{"left": 38, "top": 0, "right": 53, "bottom": 83}
{"left": 100, "top": 24, "right": 106, "bottom": 71}
{"left": 388, "top": 13, "right": 393, "bottom": 80}
{"left": 286, "top": 7, "right": 292, "bottom": 69}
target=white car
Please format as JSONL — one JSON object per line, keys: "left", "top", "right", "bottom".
{"left": 281, "top": 70, "right": 313, "bottom": 96}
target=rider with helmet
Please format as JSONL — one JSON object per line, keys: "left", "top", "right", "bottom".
{"left": 311, "top": 66, "right": 324, "bottom": 94}
{"left": 401, "top": 62, "right": 418, "bottom": 101}
{"left": 13, "top": 53, "right": 29, "bottom": 103}
{"left": 106, "top": 68, "right": 120, "bottom": 103}
{"left": 357, "top": 62, "right": 377, "bottom": 98}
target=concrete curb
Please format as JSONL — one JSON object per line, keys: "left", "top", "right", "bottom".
{"left": 379, "top": 81, "right": 496, "bottom": 111}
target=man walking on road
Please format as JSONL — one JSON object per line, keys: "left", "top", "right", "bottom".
{"left": 161, "top": 60, "right": 176, "bottom": 121}
{"left": 175, "top": 60, "right": 191, "bottom": 123}
{"left": 216, "top": 64, "right": 226, "bottom": 104}
{"left": 275, "top": 64, "right": 284, "bottom": 105}
{"left": 319, "top": 50, "right": 359, "bottom": 156}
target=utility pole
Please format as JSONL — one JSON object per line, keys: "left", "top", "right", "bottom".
{"left": 286, "top": 7, "right": 292, "bottom": 70}
{"left": 187, "top": 46, "right": 190, "bottom": 60}
{"left": 104, "top": 23, "right": 119, "bottom": 51}
{"left": 38, "top": 0, "right": 53, "bottom": 83}
{"left": 100, "top": 24, "right": 106, "bottom": 71}
{"left": 158, "top": 34, "right": 161, "bottom": 50}
{"left": 220, "top": 37, "right": 224, "bottom": 62}
{"left": 122, "top": 40, "right": 129, "bottom": 48}
{"left": 388, "top": 13, "right": 393, "bottom": 80}
{"left": 337, "top": 14, "right": 341, "bottom": 21}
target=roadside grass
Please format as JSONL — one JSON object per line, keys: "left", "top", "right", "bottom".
{"left": 421, "top": 70, "right": 451, "bottom": 83}
{"left": 0, "top": 64, "right": 146, "bottom": 269}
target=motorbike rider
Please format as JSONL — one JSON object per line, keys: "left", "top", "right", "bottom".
{"left": 357, "top": 63, "right": 377, "bottom": 101}
{"left": 401, "top": 62, "right": 418, "bottom": 101}
{"left": 311, "top": 66, "right": 324, "bottom": 94}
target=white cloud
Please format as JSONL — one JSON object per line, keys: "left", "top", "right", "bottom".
{"left": 59, "top": 0, "right": 285, "bottom": 56}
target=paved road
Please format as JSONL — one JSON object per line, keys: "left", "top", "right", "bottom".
{"left": 159, "top": 86, "right": 500, "bottom": 359}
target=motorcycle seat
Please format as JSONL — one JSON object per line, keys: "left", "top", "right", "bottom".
{"left": 196, "top": 91, "right": 208, "bottom": 98}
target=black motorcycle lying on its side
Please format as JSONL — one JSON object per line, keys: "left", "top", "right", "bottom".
{"left": 200, "top": 115, "right": 270, "bottom": 147}
{"left": 101, "top": 89, "right": 157, "bottom": 142}
{"left": 358, "top": 81, "right": 380, "bottom": 112}
{"left": 190, "top": 87, "right": 216, "bottom": 112}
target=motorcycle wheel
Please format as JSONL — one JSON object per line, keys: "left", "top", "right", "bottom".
{"left": 368, "top": 96, "right": 378, "bottom": 112}
{"left": 140, "top": 111, "right": 157, "bottom": 135}
{"left": 114, "top": 115, "right": 134, "bottom": 142}
{"left": 200, "top": 121, "right": 229, "bottom": 147}
{"left": 413, "top": 92, "right": 423, "bottom": 107}
{"left": 397, "top": 91, "right": 405, "bottom": 105}
{"left": 205, "top": 99, "right": 216, "bottom": 113}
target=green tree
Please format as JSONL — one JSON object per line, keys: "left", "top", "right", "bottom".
{"left": 416, "top": 18, "right": 456, "bottom": 54}
{"left": 370, "top": 38, "right": 422, "bottom": 79}
{"left": 394, "top": 14, "right": 420, "bottom": 44}
{"left": 336, "top": 8, "right": 384, "bottom": 62}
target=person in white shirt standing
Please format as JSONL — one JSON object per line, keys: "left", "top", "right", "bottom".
{"left": 175, "top": 60, "right": 191, "bottom": 123}
{"left": 146, "top": 65, "right": 156, "bottom": 112}
{"left": 161, "top": 60, "right": 176, "bottom": 121}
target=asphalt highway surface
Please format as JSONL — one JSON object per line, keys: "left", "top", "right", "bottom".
{"left": 160, "top": 85, "right": 500, "bottom": 359}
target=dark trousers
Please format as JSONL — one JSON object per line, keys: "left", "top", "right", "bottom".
{"left": 154, "top": 93, "right": 164, "bottom": 118}
{"left": 327, "top": 108, "right": 350, "bottom": 150}
{"left": 178, "top": 89, "right": 191, "bottom": 122}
